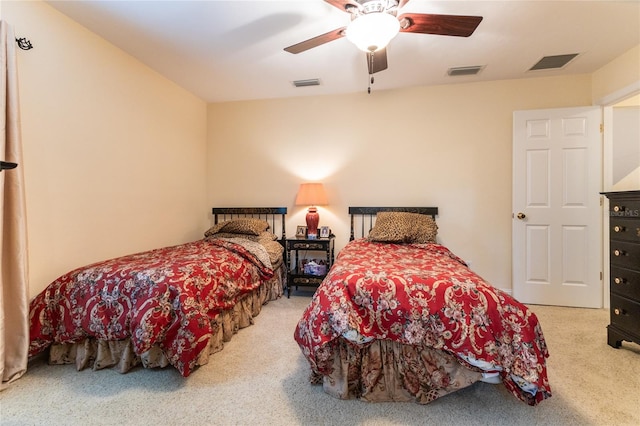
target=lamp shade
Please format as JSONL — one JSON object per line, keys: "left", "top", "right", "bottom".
{"left": 345, "top": 12, "right": 400, "bottom": 52}
{"left": 295, "top": 183, "right": 328, "bottom": 239}
{"left": 295, "top": 183, "right": 328, "bottom": 207}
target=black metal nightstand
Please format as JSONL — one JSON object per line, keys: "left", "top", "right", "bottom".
{"left": 286, "top": 236, "right": 335, "bottom": 297}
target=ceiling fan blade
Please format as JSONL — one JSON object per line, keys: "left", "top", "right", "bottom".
{"left": 367, "top": 48, "right": 388, "bottom": 74}
{"left": 398, "top": 0, "right": 412, "bottom": 8}
{"left": 284, "top": 27, "right": 347, "bottom": 54}
{"left": 398, "top": 13, "right": 483, "bottom": 37}
{"left": 324, "top": 0, "right": 361, "bottom": 13}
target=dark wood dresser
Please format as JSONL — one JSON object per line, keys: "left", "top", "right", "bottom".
{"left": 602, "top": 190, "right": 640, "bottom": 349}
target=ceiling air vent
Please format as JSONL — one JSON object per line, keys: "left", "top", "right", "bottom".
{"left": 447, "top": 65, "right": 484, "bottom": 76}
{"left": 293, "top": 79, "right": 320, "bottom": 87}
{"left": 529, "top": 53, "right": 579, "bottom": 71}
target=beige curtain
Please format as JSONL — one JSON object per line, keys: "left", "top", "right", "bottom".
{"left": 0, "top": 20, "right": 29, "bottom": 391}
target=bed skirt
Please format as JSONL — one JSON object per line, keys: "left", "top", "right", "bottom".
{"left": 45, "top": 266, "right": 284, "bottom": 374}
{"left": 312, "top": 339, "right": 486, "bottom": 404}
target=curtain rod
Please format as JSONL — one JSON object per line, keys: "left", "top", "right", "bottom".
{"left": 15, "top": 37, "right": 33, "bottom": 50}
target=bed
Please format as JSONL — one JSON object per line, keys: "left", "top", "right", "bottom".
{"left": 294, "top": 207, "right": 551, "bottom": 406}
{"left": 28, "top": 207, "right": 287, "bottom": 377}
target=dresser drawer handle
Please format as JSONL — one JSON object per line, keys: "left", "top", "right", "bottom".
{"left": 613, "top": 308, "right": 626, "bottom": 316}
{"left": 613, "top": 225, "right": 625, "bottom": 233}
{"left": 613, "top": 205, "right": 625, "bottom": 212}
{"left": 613, "top": 249, "right": 626, "bottom": 257}
{"left": 613, "top": 277, "right": 627, "bottom": 285}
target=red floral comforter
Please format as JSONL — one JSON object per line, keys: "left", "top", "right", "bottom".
{"left": 29, "top": 238, "right": 274, "bottom": 377}
{"left": 294, "top": 239, "right": 551, "bottom": 405}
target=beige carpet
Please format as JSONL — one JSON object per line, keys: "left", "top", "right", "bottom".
{"left": 2, "top": 292, "right": 639, "bottom": 426}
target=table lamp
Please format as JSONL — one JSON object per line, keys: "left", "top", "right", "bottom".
{"left": 295, "top": 183, "right": 328, "bottom": 239}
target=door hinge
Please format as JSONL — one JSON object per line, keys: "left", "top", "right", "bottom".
{"left": 600, "top": 196, "right": 603, "bottom": 206}
{"left": 600, "top": 123, "right": 604, "bottom": 133}
{"left": 600, "top": 271, "right": 603, "bottom": 281}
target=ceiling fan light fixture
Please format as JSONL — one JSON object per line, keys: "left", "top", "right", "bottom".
{"left": 346, "top": 12, "right": 400, "bottom": 52}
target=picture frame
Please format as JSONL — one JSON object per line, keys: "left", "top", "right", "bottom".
{"left": 320, "top": 226, "right": 330, "bottom": 238}
{"left": 296, "top": 225, "right": 307, "bottom": 238}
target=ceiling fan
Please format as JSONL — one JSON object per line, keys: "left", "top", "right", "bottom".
{"left": 284, "top": 0, "right": 483, "bottom": 78}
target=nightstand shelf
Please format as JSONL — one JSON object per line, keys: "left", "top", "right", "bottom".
{"left": 286, "top": 237, "right": 335, "bottom": 298}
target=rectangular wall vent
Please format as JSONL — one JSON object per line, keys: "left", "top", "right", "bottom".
{"left": 529, "top": 53, "right": 579, "bottom": 71}
{"left": 293, "top": 79, "right": 321, "bottom": 87}
{"left": 447, "top": 65, "right": 484, "bottom": 76}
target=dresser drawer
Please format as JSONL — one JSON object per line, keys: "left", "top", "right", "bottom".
{"left": 610, "top": 266, "right": 640, "bottom": 301}
{"left": 609, "top": 198, "right": 640, "bottom": 217}
{"left": 610, "top": 294, "right": 640, "bottom": 336}
{"left": 610, "top": 218, "right": 640, "bottom": 243}
{"left": 610, "top": 240, "right": 640, "bottom": 270}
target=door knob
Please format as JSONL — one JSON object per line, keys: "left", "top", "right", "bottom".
{"left": 517, "top": 212, "right": 526, "bottom": 220}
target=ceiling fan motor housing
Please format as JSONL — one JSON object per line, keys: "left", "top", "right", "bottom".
{"left": 349, "top": 0, "right": 399, "bottom": 17}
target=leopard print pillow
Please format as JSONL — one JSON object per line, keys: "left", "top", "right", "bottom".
{"left": 204, "top": 218, "right": 270, "bottom": 237}
{"left": 367, "top": 212, "right": 437, "bottom": 243}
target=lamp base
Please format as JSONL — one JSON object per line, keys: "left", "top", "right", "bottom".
{"left": 306, "top": 207, "right": 319, "bottom": 239}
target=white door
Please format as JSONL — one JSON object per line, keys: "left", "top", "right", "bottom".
{"left": 513, "top": 107, "right": 602, "bottom": 308}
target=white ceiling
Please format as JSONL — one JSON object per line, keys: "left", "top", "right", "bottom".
{"left": 44, "top": 0, "right": 640, "bottom": 103}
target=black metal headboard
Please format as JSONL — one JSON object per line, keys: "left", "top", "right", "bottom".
{"left": 348, "top": 207, "right": 439, "bottom": 241}
{"left": 211, "top": 207, "right": 288, "bottom": 241}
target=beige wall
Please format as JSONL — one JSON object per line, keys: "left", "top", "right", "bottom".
{"left": 592, "top": 44, "right": 640, "bottom": 104}
{"left": 598, "top": 46, "right": 640, "bottom": 193}
{"left": 208, "top": 75, "right": 593, "bottom": 291}
{"left": 4, "top": 0, "right": 638, "bottom": 298}
{"left": 3, "top": 1, "right": 208, "bottom": 297}
{"left": 610, "top": 95, "right": 640, "bottom": 191}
